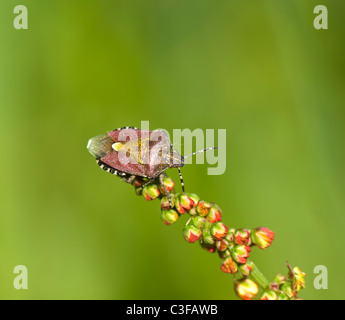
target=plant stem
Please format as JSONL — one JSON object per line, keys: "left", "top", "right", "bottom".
{"left": 248, "top": 261, "right": 270, "bottom": 290}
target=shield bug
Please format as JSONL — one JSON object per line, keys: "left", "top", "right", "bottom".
{"left": 87, "top": 127, "right": 217, "bottom": 205}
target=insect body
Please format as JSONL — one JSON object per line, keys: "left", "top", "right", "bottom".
{"left": 87, "top": 127, "right": 217, "bottom": 202}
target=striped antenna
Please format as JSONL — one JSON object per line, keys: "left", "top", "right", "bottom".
{"left": 184, "top": 146, "right": 218, "bottom": 159}
{"left": 177, "top": 167, "right": 185, "bottom": 193}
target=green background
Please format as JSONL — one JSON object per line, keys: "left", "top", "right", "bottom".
{"left": 0, "top": 0, "right": 344, "bottom": 300}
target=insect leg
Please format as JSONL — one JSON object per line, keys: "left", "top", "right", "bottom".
{"left": 177, "top": 167, "right": 185, "bottom": 193}
{"left": 159, "top": 173, "right": 173, "bottom": 208}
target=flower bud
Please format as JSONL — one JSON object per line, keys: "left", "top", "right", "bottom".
{"left": 188, "top": 207, "right": 197, "bottom": 216}
{"left": 260, "top": 290, "right": 278, "bottom": 300}
{"left": 196, "top": 200, "right": 212, "bottom": 217}
{"left": 277, "top": 292, "right": 289, "bottom": 300}
{"left": 234, "top": 279, "right": 259, "bottom": 300}
{"left": 183, "top": 225, "right": 202, "bottom": 243}
{"left": 206, "top": 204, "right": 222, "bottom": 223}
{"left": 292, "top": 267, "right": 306, "bottom": 292}
{"left": 280, "top": 281, "right": 295, "bottom": 299}
{"left": 175, "top": 193, "right": 199, "bottom": 214}
{"left": 216, "top": 239, "right": 230, "bottom": 252}
{"left": 160, "top": 176, "right": 175, "bottom": 194}
{"left": 225, "top": 229, "right": 235, "bottom": 242}
{"left": 133, "top": 177, "right": 145, "bottom": 188}
{"left": 210, "top": 222, "right": 228, "bottom": 240}
{"left": 200, "top": 240, "right": 216, "bottom": 253}
{"left": 142, "top": 184, "right": 160, "bottom": 201}
{"left": 161, "top": 195, "right": 175, "bottom": 210}
{"left": 161, "top": 209, "right": 179, "bottom": 226}
{"left": 221, "top": 256, "right": 238, "bottom": 274}
{"left": 192, "top": 216, "right": 207, "bottom": 229}
{"left": 251, "top": 227, "right": 275, "bottom": 249}
{"left": 202, "top": 229, "right": 216, "bottom": 246}
{"left": 232, "top": 245, "right": 251, "bottom": 264}
{"left": 274, "top": 274, "right": 286, "bottom": 285}
{"left": 238, "top": 263, "right": 253, "bottom": 277}
{"left": 234, "top": 229, "right": 250, "bottom": 245}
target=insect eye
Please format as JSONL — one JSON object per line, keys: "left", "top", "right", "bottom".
{"left": 112, "top": 142, "right": 124, "bottom": 152}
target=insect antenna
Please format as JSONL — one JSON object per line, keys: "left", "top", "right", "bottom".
{"left": 184, "top": 146, "right": 218, "bottom": 159}
{"left": 177, "top": 167, "right": 185, "bottom": 193}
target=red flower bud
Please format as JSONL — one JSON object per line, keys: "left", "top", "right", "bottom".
{"left": 206, "top": 204, "right": 222, "bottom": 224}
{"left": 221, "top": 256, "right": 238, "bottom": 274}
{"left": 251, "top": 227, "right": 275, "bottom": 249}
{"left": 216, "top": 239, "right": 230, "bottom": 252}
{"left": 159, "top": 176, "right": 175, "bottom": 195}
{"left": 234, "top": 229, "right": 250, "bottom": 245}
{"left": 175, "top": 193, "right": 199, "bottom": 214}
{"left": 183, "top": 225, "right": 202, "bottom": 243}
{"left": 196, "top": 200, "right": 212, "bottom": 217}
{"left": 210, "top": 222, "right": 228, "bottom": 240}
{"left": 232, "top": 245, "right": 251, "bottom": 264}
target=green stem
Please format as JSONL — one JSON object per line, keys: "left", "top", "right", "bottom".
{"left": 248, "top": 261, "right": 270, "bottom": 290}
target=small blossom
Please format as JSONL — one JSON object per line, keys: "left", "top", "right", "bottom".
{"left": 292, "top": 267, "right": 306, "bottom": 292}
{"left": 183, "top": 225, "right": 202, "bottom": 243}
{"left": 280, "top": 281, "right": 295, "bottom": 299}
{"left": 200, "top": 240, "right": 216, "bottom": 253}
{"left": 161, "top": 209, "right": 179, "bottom": 226}
{"left": 251, "top": 227, "right": 275, "bottom": 249}
{"left": 142, "top": 184, "right": 160, "bottom": 201}
{"left": 234, "top": 279, "right": 259, "bottom": 300}
{"left": 232, "top": 245, "right": 251, "bottom": 264}
{"left": 277, "top": 292, "right": 289, "bottom": 300}
{"left": 216, "top": 239, "right": 230, "bottom": 252}
{"left": 238, "top": 263, "right": 253, "bottom": 277}
{"left": 160, "top": 176, "right": 175, "bottom": 194}
{"left": 260, "top": 290, "right": 278, "bottom": 300}
{"left": 196, "top": 200, "right": 212, "bottom": 216}
{"left": 202, "top": 229, "right": 216, "bottom": 246}
{"left": 221, "top": 256, "right": 238, "bottom": 274}
{"left": 218, "top": 248, "right": 232, "bottom": 260}
{"left": 161, "top": 195, "right": 175, "bottom": 210}
{"left": 192, "top": 216, "right": 207, "bottom": 229}
{"left": 206, "top": 204, "right": 222, "bottom": 223}
{"left": 210, "top": 222, "right": 228, "bottom": 240}
{"left": 175, "top": 193, "right": 199, "bottom": 214}
{"left": 225, "top": 229, "right": 235, "bottom": 242}
{"left": 274, "top": 274, "right": 286, "bottom": 285}
{"left": 234, "top": 229, "right": 250, "bottom": 245}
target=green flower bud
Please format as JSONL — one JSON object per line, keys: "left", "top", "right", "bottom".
{"left": 280, "top": 281, "right": 295, "bottom": 299}
{"left": 277, "top": 292, "right": 290, "bottom": 300}
{"left": 161, "top": 209, "right": 179, "bottom": 226}
{"left": 238, "top": 263, "right": 253, "bottom": 277}
{"left": 202, "top": 229, "right": 216, "bottom": 246}
{"left": 260, "top": 290, "right": 278, "bottom": 300}
{"left": 142, "top": 184, "right": 160, "bottom": 201}
{"left": 218, "top": 248, "right": 232, "bottom": 260}
{"left": 192, "top": 216, "right": 207, "bottom": 229}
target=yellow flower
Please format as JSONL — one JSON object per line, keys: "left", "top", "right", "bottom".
{"left": 293, "top": 267, "right": 306, "bottom": 291}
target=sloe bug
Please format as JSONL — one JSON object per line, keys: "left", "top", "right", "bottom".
{"left": 87, "top": 127, "right": 217, "bottom": 204}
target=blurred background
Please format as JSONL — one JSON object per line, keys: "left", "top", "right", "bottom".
{"left": 0, "top": 0, "right": 344, "bottom": 300}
